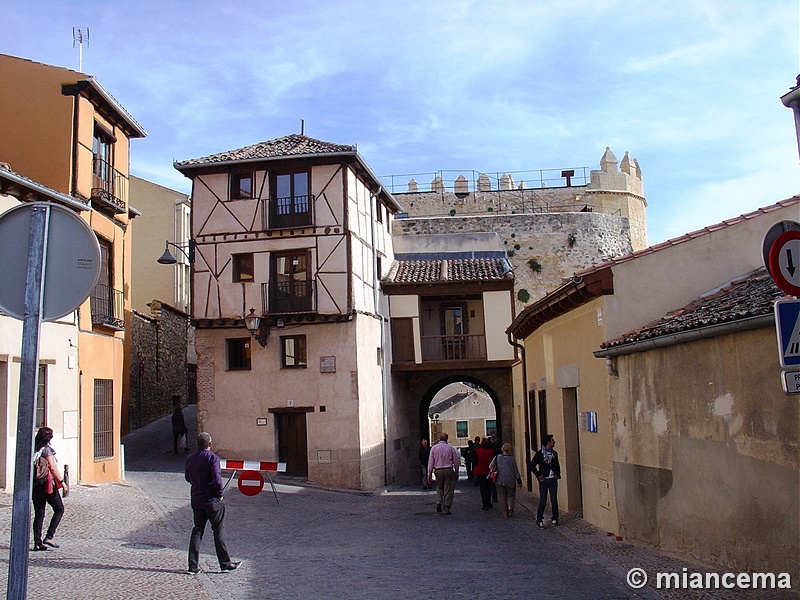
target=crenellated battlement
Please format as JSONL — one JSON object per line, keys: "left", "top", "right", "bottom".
{"left": 390, "top": 147, "right": 648, "bottom": 309}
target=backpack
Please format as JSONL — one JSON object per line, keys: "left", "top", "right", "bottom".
{"left": 33, "top": 450, "right": 49, "bottom": 484}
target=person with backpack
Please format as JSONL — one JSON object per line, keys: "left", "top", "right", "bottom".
{"left": 32, "top": 427, "right": 68, "bottom": 551}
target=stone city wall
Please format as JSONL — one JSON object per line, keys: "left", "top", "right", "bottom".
{"left": 394, "top": 212, "right": 632, "bottom": 308}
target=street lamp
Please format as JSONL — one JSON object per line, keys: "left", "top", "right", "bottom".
{"left": 157, "top": 239, "right": 195, "bottom": 265}
{"left": 244, "top": 308, "right": 269, "bottom": 347}
{"left": 781, "top": 75, "right": 800, "bottom": 161}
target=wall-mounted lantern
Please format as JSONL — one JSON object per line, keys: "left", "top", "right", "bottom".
{"left": 244, "top": 308, "right": 269, "bottom": 347}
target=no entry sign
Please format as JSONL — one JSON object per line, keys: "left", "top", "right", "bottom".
{"left": 768, "top": 229, "right": 800, "bottom": 296}
{"left": 237, "top": 470, "right": 264, "bottom": 496}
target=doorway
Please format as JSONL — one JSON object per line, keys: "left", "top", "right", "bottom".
{"left": 276, "top": 412, "right": 308, "bottom": 477}
{"left": 562, "top": 387, "right": 583, "bottom": 512}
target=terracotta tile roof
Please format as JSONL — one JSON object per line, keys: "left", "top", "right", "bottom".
{"left": 385, "top": 258, "right": 512, "bottom": 284}
{"left": 175, "top": 134, "right": 355, "bottom": 168}
{"left": 574, "top": 196, "right": 800, "bottom": 278}
{"left": 600, "top": 268, "right": 782, "bottom": 349}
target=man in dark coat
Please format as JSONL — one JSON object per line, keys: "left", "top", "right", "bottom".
{"left": 530, "top": 434, "right": 561, "bottom": 528}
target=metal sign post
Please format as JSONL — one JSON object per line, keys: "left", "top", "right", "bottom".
{"left": 0, "top": 202, "right": 101, "bottom": 599}
{"left": 6, "top": 205, "right": 49, "bottom": 600}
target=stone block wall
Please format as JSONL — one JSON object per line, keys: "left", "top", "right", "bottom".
{"left": 394, "top": 212, "right": 632, "bottom": 309}
{"left": 128, "top": 301, "right": 189, "bottom": 430}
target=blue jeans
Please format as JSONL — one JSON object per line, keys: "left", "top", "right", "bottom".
{"left": 537, "top": 478, "right": 559, "bottom": 523}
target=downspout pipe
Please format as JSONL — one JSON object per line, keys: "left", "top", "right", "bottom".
{"left": 370, "top": 188, "right": 389, "bottom": 486}
{"left": 507, "top": 331, "right": 533, "bottom": 492}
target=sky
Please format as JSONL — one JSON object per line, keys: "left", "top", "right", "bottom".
{"left": 4, "top": 0, "right": 799, "bottom": 245}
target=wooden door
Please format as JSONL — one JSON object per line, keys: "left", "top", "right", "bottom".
{"left": 277, "top": 412, "right": 308, "bottom": 477}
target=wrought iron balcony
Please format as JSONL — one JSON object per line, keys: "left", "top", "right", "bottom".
{"left": 90, "top": 283, "right": 125, "bottom": 329}
{"left": 263, "top": 280, "right": 315, "bottom": 315}
{"left": 420, "top": 334, "right": 487, "bottom": 361}
{"left": 91, "top": 157, "right": 128, "bottom": 213}
{"left": 261, "top": 195, "right": 314, "bottom": 229}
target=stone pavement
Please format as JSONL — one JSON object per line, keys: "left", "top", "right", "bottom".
{"left": 0, "top": 407, "right": 796, "bottom": 599}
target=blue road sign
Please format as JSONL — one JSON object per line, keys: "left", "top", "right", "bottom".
{"left": 775, "top": 299, "right": 800, "bottom": 368}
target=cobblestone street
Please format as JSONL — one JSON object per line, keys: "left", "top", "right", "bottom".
{"left": 0, "top": 407, "right": 796, "bottom": 599}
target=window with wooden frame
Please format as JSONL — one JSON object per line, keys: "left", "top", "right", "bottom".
{"left": 269, "top": 251, "right": 312, "bottom": 313}
{"left": 226, "top": 338, "right": 252, "bottom": 371}
{"left": 230, "top": 172, "right": 253, "bottom": 200}
{"left": 270, "top": 170, "right": 311, "bottom": 228}
{"left": 92, "top": 123, "right": 114, "bottom": 184}
{"left": 280, "top": 335, "right": 307, "bottom": 369}
{"left": 456, "top": 420, "right": 468, "bottom": 439}
{"left": 233, "top": 253, "right": 254, "bottom": 282}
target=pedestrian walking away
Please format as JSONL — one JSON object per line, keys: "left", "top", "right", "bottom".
{"left": 418, "top": 439, "right": 431, "bottom": 489}
{"left": 172, "top": 397, "right": 190, "bottom": 454}
{"left": 473, "top": 437, "right": 495, "bottom": 510}
{"left": 31, "top": 426, "right": 69, "bottom": 551}
{"left": 184, "top": 432, "right": 241, "bottom": 573}
{"left": 426, "top": 432, "right": 460, "bottom": 515}
{"left": 489, "top": 443, "right": 523, "bottom": 517}
{"left": 489, "top": 434, "right": 501, "bottom": 503}
{"left": 530, "top": 434, "right": 561, "bottom": 528}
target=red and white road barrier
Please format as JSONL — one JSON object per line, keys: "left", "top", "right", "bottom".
{"left": 220, "top": 459, "right": 286, "bottom": 472}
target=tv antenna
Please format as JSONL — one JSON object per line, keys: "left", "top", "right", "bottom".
{"left": 72, "top": 27, "right": 89, "bottom": 72}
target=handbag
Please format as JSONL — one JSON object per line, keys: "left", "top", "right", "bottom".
{"left": 33, "top": 453, "right": 49, "bottom": 483}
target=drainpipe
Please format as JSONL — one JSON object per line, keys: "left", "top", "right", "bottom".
{"left": 507, "top": 332, "right": 533, "bottom": 492}
{"left": 370, "top": 188, "right": 389, "bottom": 486}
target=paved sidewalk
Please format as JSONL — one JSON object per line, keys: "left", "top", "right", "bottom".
{"left": 0, "top": 407, "right": 796, "bottom": 599}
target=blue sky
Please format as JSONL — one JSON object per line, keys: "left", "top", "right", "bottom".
{"left": 4, "top": 0, "right": 799, "bottom": 244}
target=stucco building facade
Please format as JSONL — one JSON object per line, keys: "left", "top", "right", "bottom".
{"left": 508, "top": 196, "right": 800, "bottom": 577}
{"left": 0, "top": 53, "right": 145, "bottom": 485}
{"left": 175, "top": 135, "right": 401, "bottom": 489}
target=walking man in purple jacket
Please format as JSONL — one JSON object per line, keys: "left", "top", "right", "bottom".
{"left": 184, "top": 432, "right": 241, "bottom": 574}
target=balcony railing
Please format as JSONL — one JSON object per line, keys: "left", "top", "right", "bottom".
{"left": 90, "top": 283, "right": 125, "bottom": 329}
{"left": 261, "top": 195, "right": 314, "bottom": 229}
{"left": 420, "top": 334, "right": 487, "bottom": 361}
{"left": 92, "top": 157, "right": 128, "bottom": 213}
{"left": 263, "top": 280, "right": 315, "bottom": 314}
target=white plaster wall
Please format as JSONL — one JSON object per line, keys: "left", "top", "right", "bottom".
{"left": 0, "top": 196, "right": 81, "bottom": 492}
{"left": 389, "top": 296, "right": 419, "bottom": 318}
{"left": 483, "top": 290, "right": 514, "bottom": 360}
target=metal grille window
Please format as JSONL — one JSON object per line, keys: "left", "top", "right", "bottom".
{"left": 93, "top": 379, "right": 114, "bottom": 460}
{"left": 35, "top": 364, "right": 46, "bottom": 429}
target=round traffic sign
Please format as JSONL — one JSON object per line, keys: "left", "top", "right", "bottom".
{"left": 763, "top": 220, "right": 800, "bottom": 278}
{"left": 768, "top": 230, "right": 800, "bottom": 296}
{"left": 237, "top": 469, "right": 264, "bottom": 496}
{"left": 0, "top": 202, "right": 101, "bottom": 321}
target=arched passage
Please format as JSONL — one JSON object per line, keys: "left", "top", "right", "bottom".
{"left": 389, "top": 366, "right": 513, "bottom": 487}
{"left": 417, "top": 374, "right": 502, "bottom": 446}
